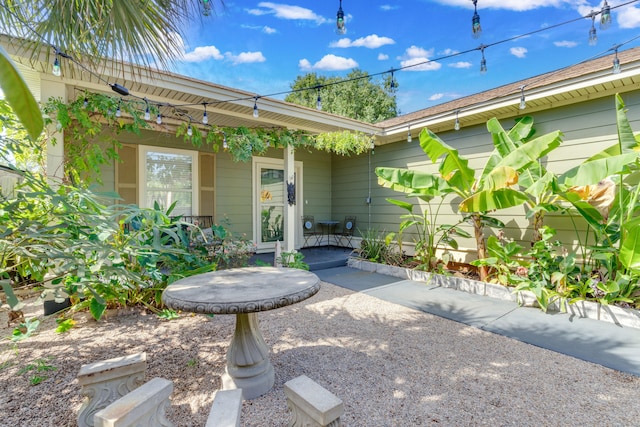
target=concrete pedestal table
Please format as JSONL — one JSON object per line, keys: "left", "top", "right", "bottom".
{"left": 162, "top": 267, "right": 320, "bottom": 399}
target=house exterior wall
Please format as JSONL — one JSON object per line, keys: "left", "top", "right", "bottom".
{"left": 331, "top": 91, "right": 640, "bottom": 261}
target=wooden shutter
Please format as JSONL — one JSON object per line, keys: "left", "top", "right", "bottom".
{"left": 199, "top": 152, "right": 215, "bottom": 217}
{"left": 116, "top": 144, "right": 138, "bottom": 205}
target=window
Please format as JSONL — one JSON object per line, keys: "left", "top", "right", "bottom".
{"left": 139, "top": 146, "right": 198, "bottom": 216}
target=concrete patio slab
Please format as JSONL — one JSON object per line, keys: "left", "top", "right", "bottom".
{"left": 363, "top": 280, "right": 519, "bottom": 329}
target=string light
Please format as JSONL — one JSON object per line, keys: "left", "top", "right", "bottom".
{"left": 316, "top": 86, "right": 322, "bottom": 111}
{"left": 144, "top": 100, "right": 150, "bottom": 120}
{"left": 601, "top": 0, "right": 612, "bottom": 30}
{"left": 83, "top": 97, "right": 89, "bottom": 108}
{"left": 187, "top": 121, "right": 193, "bottom": 136}
{"left": 202, "top": 104, "right": 208, "bottom": 124}
{"left": 589, "top": 11, "right": 598, "bottom": 45}
{"left": 454, "top": 110, "right": 460, "bottom": 131}
{"left": 253, "top": 97, "right": 259, "bottom": 118}
{"left": 156, "top": 112, "right": 162, "bottom": 125}
{"left": 480, "top": 45, "right": 487, "bottom": 74}
{"left": 389, "top": 68, "right": 396, "bottom": 90}
{"left": 52, "top": 54, "right": 61, "bottom": 76}
{"left": 407, "top": 125, "right": 412, "bottom": 143}
{"left": 336, "top": 0, "right": 346, "bottom": 35}
{"left": 202, "top": 0, "right": 212, "bottom": 16}
{"left": 17, "top": 0, "right": 639, "bottom": 139}
{"left": 612, "top": 46, "right": 621, "bottom": 73}
{"left": 223, "top": 133, "right": 228, "bottom": 150}
{"left": 519, "top": 86, "right": 527, "bottom": 110}
{"left": 370, "top": 138, "right": 375, "bottom": 155}
{"left": 472, "top": 0, "right": 482, "bottom": 39}
{"left": 115, "top": 100, "right": 122, "bottom": 117}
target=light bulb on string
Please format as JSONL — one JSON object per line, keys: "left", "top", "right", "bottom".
{"left": 115, "top": 100, "right": 122, "bottom": 117}
{"left": 52, "top": 55, "right": 61, "bottom": 77}
{"left": 519, "top": 86, "right": 527, "bottom": 110}
{"left": 370, "top": 138, "right": 375, "bottom": 155}
{"left": 202, "top": 104, "right": 208, "bottom": 124}
{"left": 589, "top": 12, "right": 597, "bottom": 45}
{"left": 454, "top": 111, "right": 461, "bottom": 131}
{"left": 600, "top": 0, "right": 611, "bottom": 30}
{"left": 613, "top": 48, "right": 621, "bottom": 74}
{"left": 187, "top": 123, "right": 193, "bottom": 136}
{"left": 156, "top": 112, "right": 162, "bottom": 125}
{"left": 479, "top": 45, "right": 487, "bottom": 74}
{"left": 223, "top": 134, "right": 228, "bottom": 150}
{"left": 389, "top": 68, "right": 396, "bottom": 90}
{"left": 253, "top": 97, "right": 259, "bottom": 118}
{"left": 472, "top": 0, "right": 481, "bottom": 39}
{"left": 202, "top": 0, "right": 212, "bottom": 16}
{"left": 316, "top": 87, "right": 322, "bottom": 111}
{"left": 407, "top": 126, "right": 412, "bottom": 143}
{"left": 336, "top": 0, "right": 346, "bottom": 35}
{"left": 144, "top": 99, "right": 150, "bottom": 120}
{"left": 83, "top": 97, "right": 89, "bottom": 108}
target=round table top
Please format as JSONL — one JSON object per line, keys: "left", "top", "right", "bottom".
{"left": 162, "top": 267, "right": 320, "bottom": 315}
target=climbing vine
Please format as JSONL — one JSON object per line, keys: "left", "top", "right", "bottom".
{"left": 45, "top": 92, "right": 374, "bottom": 183}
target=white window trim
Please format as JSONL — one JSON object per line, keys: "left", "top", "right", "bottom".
{"left": 138, "top": 145, "right": 199, "bottom": 214}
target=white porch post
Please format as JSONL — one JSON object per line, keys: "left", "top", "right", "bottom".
{"left": 284, "top": 145, "right": 296, "bottom": 252}
{"left": 41, "top": 79, "right": 66, "bottom": 181}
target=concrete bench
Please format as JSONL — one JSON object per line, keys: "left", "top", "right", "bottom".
{"left": 284, "top": 375, "right": 344, "bottom": 427}
{"left": 77, "top": 352, "right": 147, "bottom": 427}
{"left": 205, "top": 389, "right": 243, "bottom": 427}
{"left": 93, "top": 377, "right": 174, "bottom": 427}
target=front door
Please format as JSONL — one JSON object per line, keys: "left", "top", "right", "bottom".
{"left": 253, "top": 158, "right": 302, "bottom": 252}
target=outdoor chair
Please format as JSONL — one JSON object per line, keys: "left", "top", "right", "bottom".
{"left": 302, "top": 215, "right": 321, "bottom": 248}
{"left": 336, "top": 216, "right": 356, "bottom": 248}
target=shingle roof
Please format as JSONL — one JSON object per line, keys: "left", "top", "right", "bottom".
{"left": 377, "top": 46, "right": 640, "bottom": 129}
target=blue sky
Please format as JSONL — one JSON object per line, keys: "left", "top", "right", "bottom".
{"left": 172, "top": 1, "right": 640, "bottom": 115}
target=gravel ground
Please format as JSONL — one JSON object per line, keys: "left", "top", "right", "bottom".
{"left": 1, "top": 282, "right": 639, "bottom": 427}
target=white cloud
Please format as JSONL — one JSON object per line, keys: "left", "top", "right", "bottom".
{"left": 554, "top": 40, "right": 578, "bottom": 47}
{"left": 299, "top": 54, "right": 358, "bottom": 71}
{"left": 263, "top": 26, "right": 277, "bottom": 34}
{"left": 618, "top": 6, "right": 640, "bottom": 28}
{"left": 330, "top": 34, "right": 396, "bottom": 49}
{"left": 378, "top": 53, "right": 389, "bottom": 60}
{"left": 429, "top": 93, "right": 445, "bottom": 101}
{"left": 240, "top": 24, "right": 278, "bottom": 34}
{"left": 248, "top": 2, "right": 329, "bottom": 24}
{"left": 380, "top": 4, "right": 399, "bottom": 11}
{"left": 398, "top": 45, "right": 441, "bottom": 71}
{"left": 440, "top": 48, "right": 459, "bottom": 56}
{"left": 449, "top": 61, "right": 472, "bottom": 68}
{"left": 182, "top": 45, "right": 224, "bottom": 62}
{"left": 225, "top": 51, "right": 267, "bottom": 65}
{"left": 510, "top": 46, "right": 528, "bottom": 58}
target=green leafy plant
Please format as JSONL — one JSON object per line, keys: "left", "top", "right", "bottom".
{"left": 158, "top": 309, "right": 179, "bottom": 320}
{"left": 278, "top": 250, "right": 309, "bottom": 270}
{"left": 385, "top": 198, "right": 471, "bottom": 271}
{"left": 11, "top": 318, "right": 40, "bottom": 342}
{"left": 17, "top": 357, "right": 56, "bottom": 386}
{"left": 377, "top": 117, "right": 561, "bottom": 280}
{"left": 471, "top": 234, "right": 524, "bottom": 286}
{"left": 55, "top": 318, "right": 76, "bottom": 334}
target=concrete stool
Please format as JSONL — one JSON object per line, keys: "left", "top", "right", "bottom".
{"left": 284, "top": 375, "right": 344, "bottom": 427}
{"left": 77, "top": 352, "right": 147, "bottom": 427}
{"left": 93, "top": 377, "right": 174, "bottom": 427}
{"left": 205, "top": 389, "right": 243, "bottom": 427}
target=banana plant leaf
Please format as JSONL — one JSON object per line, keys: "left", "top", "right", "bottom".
{"left": 419, "top": 128, "right": 475, "bottom": 193}
{"left": 558, "top": 153, "right": 639, "bottom": 187}
{"left": 0, "top": 46, "right": 43, "bottom": 140}
{"left": 459, "top": 188, "right": 529, "bottom": 213}
{"left": 620, "top": 216, "right": 640, "bottom": 271}
{"left": 376, "top": 167, "right": 451, "bottom": 199}
{"left": 495, "top": 130, "right": 562, "bottom": 172}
